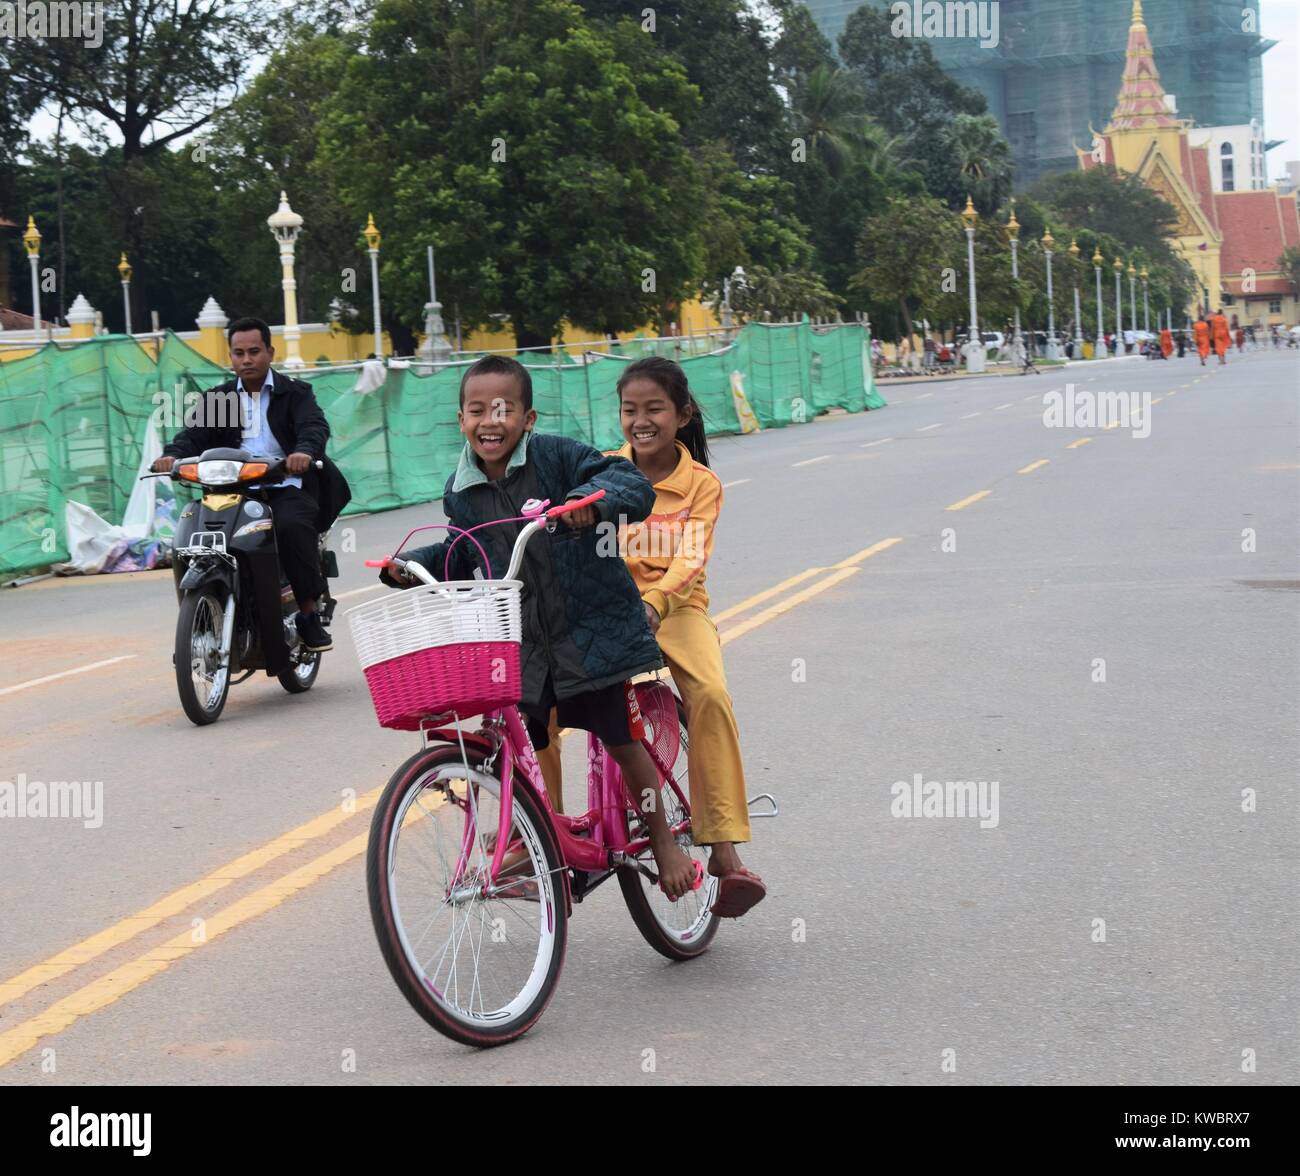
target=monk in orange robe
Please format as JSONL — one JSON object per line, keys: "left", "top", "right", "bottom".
{"left": 1160, "top": 327, "right": 1173, "bottom": 359}
{"left": 1193, "top": 317, "right": 1211, "bottom": 365}
{"left": 1211, "top": 310, "right": 1230, "bottom": 363}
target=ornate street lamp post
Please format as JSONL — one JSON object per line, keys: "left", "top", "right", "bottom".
{"left": 362, "top": 212, "right": 384, "bottom": 359}
{"left": 1128, "top": 261, "right": 1139, "bottom": 346}
{"left": 1114, "top": 257, "right": 1125, "bottom": 352}
{"left": 1069, "top": 239, "right": 1084, "bottom": 359}
{"left": 1006, "top": 200, "right": 1022, "bottom": 357}
{"left": 22, "top": 215, "right": 42, "bottom": 335}
{"left": 117, "top": 253, "right": 133, "bottom": 335}
{"left": 266, "top": 191, "right": 306, "bottom": 369}
{"left": 1042, "top": 227, "right": 1059, "bottom": 360}
{"left": 1140, "top": 266, "right": 1150, "bottom": 334}
{"left": 1093, "top": 247, "right": 1105, "bottom": 359}
{"left": 961, "top": 196, "right": 984, "bottom": 372}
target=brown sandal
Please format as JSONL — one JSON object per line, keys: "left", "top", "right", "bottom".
{"left": 708, "top": 867, "right": 766, "bottom": 918}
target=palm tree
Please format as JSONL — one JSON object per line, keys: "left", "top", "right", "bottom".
{"left": 946, "top": 113, "right": 1013, "bottom": 211}
{"left": 791, "top": 65, "right": 866, "bottom": 176}
{"left": 856, "top": 118, "right": 922, "bottom": 195}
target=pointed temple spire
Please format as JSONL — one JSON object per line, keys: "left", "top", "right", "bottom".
{"left": 1105, "top": 0, "right": 1177, "bottom": 132}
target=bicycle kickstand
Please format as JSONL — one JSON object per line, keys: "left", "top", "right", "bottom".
{"left": 747, "top": 793, "right": 779, "bottom": 818}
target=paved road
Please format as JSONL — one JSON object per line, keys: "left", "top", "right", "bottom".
{"left": 1, "top": 347, "right": 1296, "bottom": 1084}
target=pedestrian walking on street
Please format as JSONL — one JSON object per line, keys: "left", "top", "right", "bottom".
{"left": 1194, "top": 316, "right": 1211, "bottom": 365}
{"left": 1211, "top": 309, "right": 1230, "bottom": 365}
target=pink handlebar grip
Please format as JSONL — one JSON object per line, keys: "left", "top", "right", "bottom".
{"left": 546, "top": 489, "right": 606, "bottom": 519}
{"left": 364, "top": 558, "right": 388, "bottom": 567}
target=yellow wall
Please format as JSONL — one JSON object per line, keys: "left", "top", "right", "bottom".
{"left": 1, "top": 298, "right": 724, "bottom": 366}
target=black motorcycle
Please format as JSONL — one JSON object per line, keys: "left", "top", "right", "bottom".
{"left": 143, "top": 447, "right": 338, "bottom": 725}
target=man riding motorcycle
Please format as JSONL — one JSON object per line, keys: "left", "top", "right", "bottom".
{"left": 152, "top": 316, "right": 351, "bottom": 651}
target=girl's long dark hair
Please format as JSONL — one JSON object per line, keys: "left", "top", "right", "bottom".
{"left": 617, "top": 356, "right": 711, "bottom": 467}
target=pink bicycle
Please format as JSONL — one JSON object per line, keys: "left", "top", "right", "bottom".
{"left": 349, "top": 492, "right": 724, "bottom": 1047}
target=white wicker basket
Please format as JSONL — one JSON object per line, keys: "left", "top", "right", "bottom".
{"left": 346, "top": 580, "right": 523, "bottom": 671}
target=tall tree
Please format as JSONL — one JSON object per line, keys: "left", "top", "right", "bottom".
{"left": 852, "top": 194, "right": 963, "bottom": 341}
{"left": 2, "top": 1, "right": 281, "bottom": 162}
{"left": 837, "top": 4, "right": 988, "bottom": 140}
{"left": 321, "top": 0, "right": 709, "bottom": 350}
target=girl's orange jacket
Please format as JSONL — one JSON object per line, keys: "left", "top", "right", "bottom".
{"left": 609, "top": 441, "right": 721, "bottom": 621}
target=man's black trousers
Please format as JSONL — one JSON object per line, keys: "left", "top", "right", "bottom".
{"left": 269, "top": 488, "right": 325, "bottom": 606}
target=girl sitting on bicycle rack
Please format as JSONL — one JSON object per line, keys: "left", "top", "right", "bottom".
{"left": 613, "top": 357, "right": 765, "bottom": 918}
{"left": 378, "top": 355, "right": 700, "bottom": 900}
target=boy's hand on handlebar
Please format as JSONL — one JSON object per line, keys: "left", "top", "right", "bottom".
{"left": 151, "top": 456, "right": 177, "bottom": 474}
{"left": 560, "top": 504, "right": 598, "bottom": 528}
{"left": 643, "top": 602, "right": 661, "bottom": 635}
{"left": 382, "top": 559, "right": 417, "bottom": 588}
{"left": 286, "top": 452, "right": 313, "bottom": 474}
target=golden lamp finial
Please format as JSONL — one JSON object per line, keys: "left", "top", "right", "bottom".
{"left": 117, "top": 253, "right": 132, "bottom": 282}
{"left": 960, "top": 195, "right": 978, "bottom": 231}
{"left": 22, "top": 215, "right": 41, "bottom": 257}
{"left": 362, "top": 212, "right": 381, "bottom": 252}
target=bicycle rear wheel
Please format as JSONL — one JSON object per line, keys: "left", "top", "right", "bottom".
{"left": 617, "top": 691, "right": 720, "bottom": 960}
{"left": 367, "top": 742, "right": 568, "bottom": 1047}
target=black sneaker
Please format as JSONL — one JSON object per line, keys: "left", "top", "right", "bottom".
{"left": 295, "top": 610, "right": 332, "bottom": 652}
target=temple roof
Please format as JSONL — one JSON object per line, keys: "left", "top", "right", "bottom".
{"left": 1105, "top": 0, "right": 1178, "bottom": 133}
{"left": 1213, "top": 189, "right": 1300, "bottom": 277}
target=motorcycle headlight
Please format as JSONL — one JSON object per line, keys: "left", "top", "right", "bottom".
{"left": 197, "top": 459, "right": 243, "bottom": 485}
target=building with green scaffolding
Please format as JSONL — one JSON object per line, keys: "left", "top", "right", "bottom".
{"left": 802, "top": 0, "right": 1275, "bottom": 186}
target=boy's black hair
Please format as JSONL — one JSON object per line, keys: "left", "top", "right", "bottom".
{"left": 227, "top": 316, "right": 272, "bottom": 347}
{"left": 459, "top": 354, "right": 533, "bottom": 410}
{"left": 616, "top": 355, "right": 711, "bottom": 467}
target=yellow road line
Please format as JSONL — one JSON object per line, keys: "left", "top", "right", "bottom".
{"left": 1017, "top": 459, "right": 1049, "bottom": 474}
{"left": 0, "top": 831, "right": 370, "bottom": 1068}
{"left": 945, "top": 490, "right": 992, "bottom": 511}
{"left": 1066, "top": 438, "right": 1093, "bottom": 449}
{"left": 711, "top": 567, "right": 827, "bottom": 623}
{"left": 0, "top": 788, "right": 382, "bottom": 1009}
{"left": 833, "top": 537, "right": 903, "bottom": 568}
{"left": 719, "top": 566, "right": 862, "bottom": 646}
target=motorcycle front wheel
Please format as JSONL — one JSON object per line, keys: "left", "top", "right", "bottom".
{"left": 175, "top": 589, "right": 230, "bottom": 725}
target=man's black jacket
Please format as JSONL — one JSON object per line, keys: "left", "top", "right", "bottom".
{"left": 163, "top": 369, "right": 352, "bottom": 530}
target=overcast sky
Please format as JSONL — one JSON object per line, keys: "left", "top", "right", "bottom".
{"left": 1262, "top": 0, "right": 1300, "bottom": 172}
{"left": 25, "top": 0, "right": 1300, "bottom": 180}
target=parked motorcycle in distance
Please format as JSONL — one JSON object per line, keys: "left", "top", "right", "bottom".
{"left": 141, "top": 448, "right": 339, "bottom": 725}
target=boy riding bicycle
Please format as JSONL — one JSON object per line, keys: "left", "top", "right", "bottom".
{"left": 379, "top": 355, "right": 699, "bottom": 899}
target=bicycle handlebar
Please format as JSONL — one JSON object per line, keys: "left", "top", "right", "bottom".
{"left": 372, "top": 488, "right": 607, "bottom": 588}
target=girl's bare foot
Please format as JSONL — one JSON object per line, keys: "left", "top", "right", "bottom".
{"left": 650, "top": 832, "right": 697, "bottom": 899}
{"left": 708, "top": 842, "right": 755, "bottom": 880}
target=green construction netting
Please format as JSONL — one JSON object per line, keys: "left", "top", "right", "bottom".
{"left": 0, "top": 321, "right": 883, "bottom": 576}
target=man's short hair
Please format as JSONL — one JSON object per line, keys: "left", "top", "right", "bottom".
{"left": 458, "top": 354, "right": 532, "bottom": 410}
{"left": 227, "top": 317, "right": 272, "bottom": 347}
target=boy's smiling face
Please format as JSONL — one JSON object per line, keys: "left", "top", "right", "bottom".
{"left": 458, "top": 371, "right": 537, "bottom": 477}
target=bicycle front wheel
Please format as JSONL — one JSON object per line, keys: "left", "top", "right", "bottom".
{"left": 367, "top": 742, "right": 568, "bottom": 1048}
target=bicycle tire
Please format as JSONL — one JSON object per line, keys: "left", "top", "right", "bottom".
{"left": 617, "top": 696, "right": 720, "bottom": 961}
{"left": 367, "top": 742, "right": 568, "bottom": 1047}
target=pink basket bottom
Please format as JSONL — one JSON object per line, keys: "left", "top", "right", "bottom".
{"left": 363, "top": 641, "right": 522, "bottom": 730}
